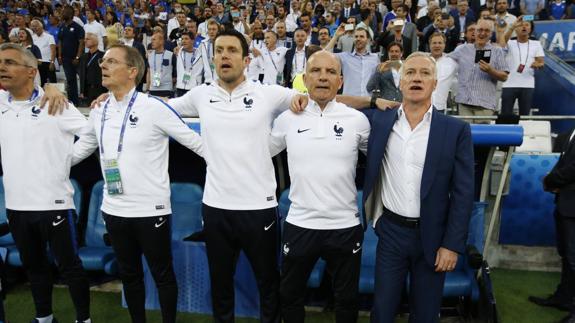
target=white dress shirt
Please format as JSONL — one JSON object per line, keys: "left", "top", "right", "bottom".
{"left": 432, "top": 54, "right": 458, "bottom": 111}
{"left": 380, "top": 105, "right": 433, "bottom": 219}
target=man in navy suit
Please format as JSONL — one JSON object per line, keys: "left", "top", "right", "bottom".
{"left": 362, "top": 52, "right": 474, "bottom": 323}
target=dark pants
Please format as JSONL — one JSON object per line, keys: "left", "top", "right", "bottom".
{"left": 281, "top": 222, "right": 363, "bottom": 323}
{"left": 38, "top": 62, "right": 57, "bottom": 86}
{"left": 175, "top": 88, "right": 189, "bottom": 97}
{"left": 62, "top": 58, "right": 79, "bottom": 105}
{"left": 371, "top": 215, "right": 446, "bottom": 323}
{"left": 84, "top": 84, "right": 108, "bottom": 107}
{"left": 6, "top": 209, "right": 90, "bottom": 321}
{"left": 501, "top": 87, "right": 534, "bottom": 116}
{"left": 202, "top": 204, "right": 280, "bottom": 323}
{"left": 149, "top": 90, "right": 174, "bottom": 98}
{"left": 554, "top": 211, "right": 575, "bottom": 312}
{"left": 103, "top": 212, "right": 177, "bottom": 323}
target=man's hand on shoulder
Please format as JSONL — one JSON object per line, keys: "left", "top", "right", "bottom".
{"left": 41, "top": 83, "right": 69, "bottom": 115}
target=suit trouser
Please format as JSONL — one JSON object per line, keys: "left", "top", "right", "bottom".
{"left": 202, "top": 204, "right": 280, "bottom": 323}
{"left": 6, "top": 209, "right": 90, "bottom": 321}
{"left": 103, "top": 212, "right": 177, "bottom": 323}
{"left": 371, "top": 215, "right": 445, "bottom": 323}
{"left": 38, "top": 61, "right": 57, "bottom": 86}
{"left": 281, "top": 222, "right": 363, "bottom": 323}
{"left": 62, "top": 58, "right": 79, "bottom": 106}
{"left": 554, "top": 211, "right": 575, "bottom": 311}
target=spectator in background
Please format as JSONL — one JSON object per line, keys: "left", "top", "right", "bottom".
{"left": 356, "top": 9, "right": 375, "bottom": 40}
{"left": 336, "top": 16, "right": 358, "bottom": 53}
{"left": 168, "top": 12, "right": 188, "bottom": 43}
{"left": 377, "top": 4, "right": 418, "bottom": 59}
{"left": 317, "top": 27, "right": 333, "bottom": 50}
{"left": 499, "top": 19, "right": 544, "bottom": 115}
{"left": 78, "top": 32, "right": 106, "bottom": 104}
{"left": 276, "top": 21, "right": 294, "bottom": 48}
{"left": 253, "top": 31, "right": 289, "bottom": 85}
{"left": 421, "top": 13, "right": 459, "bottom": 52}
{"left": 58, "top": 5, "right": 85, "bottom": 106}
{"left": 197, "top": 7, "right": 214, "bottom": 37}
{"left": 175, "top": 32, "right": 204, "bottom": 97}
{"left": 213, "top": 2, "right": 229, "bottom": 25}
{"left": 383, "top": 0, "right": 412, "bottom": 29}
{"left": 30, "top": 19, "right": 57, "bottom": 86}
{"left": 549, "top": 0, "right": 568, "bottom": 19}
{"left": 341, "top": 0, "right": 360, "bottom": 21}
{"left": 495, "top": 0, "right": 518, "bottom": 30}
{"left": 367, "top": 42, "right": 404, "bottom": 102}
{"left": 231, "top": 6, "right": 251, "bottom": 35}
{"left": 520, "top": 0, "right": 546, "bottom": 18}
{"left": 121, "top": 24, "right": 146, "bottom": 91}
{"left": 284, "top": 28, "right": 308, "bottom": 88}
{"left": 200, "top": 19, "right": 220, "bottom": 84}
{"left": 9, "top": 13, "right": 32, "bottom": 39}
{"left": 104, "top": 11, "right": 123, "bottom": 48}
{"left": 325, "top": 11, "right": 339, "bottom": 36}
{"left": 464, "top": 23, "right": 477, "bottom": 43}
{"left": 147, "top": 32, "right": 176, "bottom": 97}
{"left": 449, "top": 18, "right": 509, "bottom": 123}
{"left": 331, "top": 26, "right": 379, "bottom": 96}
{"left": 429, "top": 32, "right": 458, "bottom": 113}
{"left": 84, "top": 9, "right": 107, "bottom": 51}
{"left": 451, "top": 0, "right": 476, "bottom": 39}
{"left": 416, "top": 2, "right": 440, "bottom": 36}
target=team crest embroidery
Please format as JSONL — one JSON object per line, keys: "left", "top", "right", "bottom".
{"left": 129, "top": 113, "right": 139, "bottom": 127}
{"left": 244, "top": 97, "right": 253, "bottom": 110}
{"left": 334, "top": 122, "right": 344, "bottom": 140}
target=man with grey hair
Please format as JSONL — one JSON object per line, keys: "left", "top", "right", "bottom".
{"left": 0, "top": 43, "right": 91, "bottom": 323}
{"left": 448, "top": 18, "right": 509, "bottom": 123}
{"left": 362, "top": 51, "right": 474, "bottom": 322}
{"left": 71, "top": 44, "right": 203, "bottom": 323}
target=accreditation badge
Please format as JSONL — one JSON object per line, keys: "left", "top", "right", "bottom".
{"left": 276, "top": 72, "right": 284, "bottom": 86}
{"left": 103, "top": 159, "right": 124, "bottom": 195}
{"left": 152, "top": 72, "right": 162, "bottom": 87}
{"left": 182, "top": 71, "right": 192, "bottom": 85}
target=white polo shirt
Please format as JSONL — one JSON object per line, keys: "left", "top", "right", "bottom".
{"left": 72, "top": 88, "right": 203, "bottom": 217}
{"left": 169, "top": 80, "right": 297, "bottom": 210}
{"left": 0, "top": 88, "right": 86, "bottom": 211}
{"left": 270, "top": 99, "right": 370, "bottom": 229}
{"left": 175, "top": 47, "right": 204, "bottom": 90}
{"left": 32, "top": 31, "right": 56, "bottom": 63}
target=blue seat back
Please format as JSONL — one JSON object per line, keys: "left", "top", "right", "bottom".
{"left": 500, "top": 153, "right": 558, "bottom": 246}
{"left": 85, "top": 181, "right": 108, "bottom": 247}
{"left": 170, "top": 182, "right": 203, "bottom": 241}
{"left": 71, "top": 178, "right": 83, "bottom": 216}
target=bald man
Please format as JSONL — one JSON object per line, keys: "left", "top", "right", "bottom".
{"left": 270, "top": 51, "right": 370, "bottom": 323}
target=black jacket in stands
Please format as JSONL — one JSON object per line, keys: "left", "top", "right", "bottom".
{"left": 78, "top": 50, "right": 107, "bottom": 102}
{"left": 545, "top": 129, "right": 575, "bottom": 217}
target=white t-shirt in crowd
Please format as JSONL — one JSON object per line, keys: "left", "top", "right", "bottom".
{"left": 32, "top": 31, "right": 56, "bottom": 63}
{"left": 503, "top": 39, "right": 545, "bottom": 89}
{"left": 84, "top": 20, "right": 107, "bottom": 51}
{"left": 432, "top": 54, "right": 458, "bottom": 110}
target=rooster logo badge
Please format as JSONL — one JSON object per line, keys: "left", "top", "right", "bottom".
{"left": 244, "top": 97, "right": 253, "bottom": 109}
{"left": 334, "top": 123, "right": 344, "bottom": 137}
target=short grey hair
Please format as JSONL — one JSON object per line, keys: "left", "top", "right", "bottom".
{"left": 401, "top": 51, "right": 437, "bottom": 80}
{"left": 85, "top": 32, "right": 99, "bottom": 45}
{"left": 0, "top": 43, "right": 38, "bottom": 69}
{"left": 108, "top": 44, "right": 145, "bottom": 84}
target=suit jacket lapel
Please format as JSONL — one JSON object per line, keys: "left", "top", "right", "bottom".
{"left": 420, "top": 109, "right": 446, "bottom": 200}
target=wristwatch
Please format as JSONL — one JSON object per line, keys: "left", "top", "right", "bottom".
{"left": 370, "top": 94, "right": 377, "bottom": 109}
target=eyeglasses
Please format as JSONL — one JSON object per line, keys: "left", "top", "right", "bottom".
{"left": 0, "top": 59, "right": 34, "bottom": 68}
{"left": 98, "top": 58, "right": 132, "bottom": 66}
{"left": 475, "top": 28, "right": 492, "bottom": 33}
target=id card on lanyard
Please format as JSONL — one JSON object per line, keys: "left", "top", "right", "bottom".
{"left": 99, "top": 91, "right": 139, "bottom": 195}
{"left": 153, "top": 51, "right": 165, "bottom": 87}
{"left": 182, "top": 50, "right": 197, "bottom": 86}
{"left": 267, "top": 50, "right": 283, "bottom": 85}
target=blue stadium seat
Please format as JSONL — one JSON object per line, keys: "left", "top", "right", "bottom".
{"left": 78, "top": 181, "right": 117, "bottom": 275}
{"left": 170, "top": 182, "right": 203, "bottom": 241}
{"left": 278, "top": 188, "right": 326, "bottom": 288}
{"left": 499, "top": 153, "right": 559, "bottom": 246}
{"left": 2, "top": 178, "right": 84, "bottom": 267}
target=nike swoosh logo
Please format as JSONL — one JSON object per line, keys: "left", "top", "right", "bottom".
{"left": 352, "top": 247, "right": 362, "bottom": 254}
{"left": 155, "top": 219, "right": 167, "bottom": 228}
{"left": 52, "top": 218, "right": 66, "bottom": 226}
{"left": 1, "top": 110, "right": 8, "bottom": 114}
{"left": 264, "top": 220, "right": 275, "bottom": 231}
{"left": 209, "top": 99, "right": 221, "bottom": 103}
{"left": 297, "top": 128, "right": 310, "bottom": 133}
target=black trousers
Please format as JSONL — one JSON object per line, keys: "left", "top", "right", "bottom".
{"left": 62, "top": 58, "right": 79, "bottom": 106}
{"left": 38, "top": 62, "right": 57, "bottom": 86}
{"left": 149, "top": 90, "right": 174, "bottom": 98}
{"left": 202, "top": 204, "right": 280, "bottom": 323}
{"left": 103, "top": 212, "right": 177, "bottom": 323}
{"left": 6, "top": 209, "right": 90, "bottom": 321}
{"left": 175, "top": 88, "right": 189, "bottom": 97}
{"left": 281, "top": 222, "right": 363, "bottom": 323}
{"left": 554, "top": 211, "right": 575, "bottom": 311}
{"left": 501, "top": 87, "right": 534, "bottom": 116}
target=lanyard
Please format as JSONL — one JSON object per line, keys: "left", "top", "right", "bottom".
{"left": 99, "top": 91, "right": 139, "bottom": 158}
{"left": 181, "top": 49, "right": 197, "bottom": 70}
{"left": 293, "top": 50, "right": 305, "bottom": 73}
{"left": 267, "top": 50, "right": 279, "bottom": 72}
{"left": 517, "top": 40, "right": 530, "bottom": 66}
{"left": 153, "top": 51, "right": 165, "bottom": 74}
{"left": 87, "top": 52, "right": 99, "bottom": 66}
{"left": 8, "top": 88, "right": 39, "bottom": 103}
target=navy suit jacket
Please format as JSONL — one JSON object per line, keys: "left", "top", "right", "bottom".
{"left": 362, "top": 107, "right": 475, "bottom": 266}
